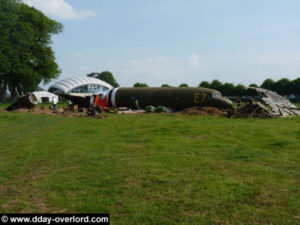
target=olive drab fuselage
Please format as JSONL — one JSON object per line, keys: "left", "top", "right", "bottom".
{"left": 107, "top": 87, "right": 233, "bottom": 110}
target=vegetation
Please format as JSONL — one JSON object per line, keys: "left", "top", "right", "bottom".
{"left": 261, "top": 78, "right": 300, "bottom": 96}
{"left": 87, "top": 71, "right": 119, "bottom": 88}
{"left": 161, "top": 84, "right": 171, "bottom": 87}
{"left": 0, "top": 110, "right": 299, "bottom": 224}
{"left": 0, "top": 0, "right": 63, "bottom": 102}
{"left": 199, "top": 78, "right": 300, "bottom": 97}
{"left": 179, "top": 83, "right": 189, "bottom": 87}
{"left": 133, "top": 82, "right": 149, "bottom": 88}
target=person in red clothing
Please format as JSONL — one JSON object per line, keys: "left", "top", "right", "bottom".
{"left": 87, "top": 94, "right": 101, "bottom": 115}
{"left": 94, "top": 94, "right": 108, "bottom": 112}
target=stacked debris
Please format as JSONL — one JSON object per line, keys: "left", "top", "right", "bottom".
{"left": 60, "top": 94, "right": 91, "bottom": 108}
{"left": 232, "top": 101, "right": 273, "bottom": 118}
{"left": 250, "top": 87, "right": 300, "bottom": 117}
{"left": 233, "top": 87, "right": 300, "bottom": 118}
{"left": 6, "top": 93, "right": 38, "bottom": 111}
{"left": 5, "top": 84, "right": 38, "bottom": 111}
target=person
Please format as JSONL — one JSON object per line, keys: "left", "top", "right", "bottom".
{"left": 94, "top": 94, "right": 107, "bottom": 112}
{"left": 236, "top": 97, "right": 241, "bottom": 108}
{"left": 87, "top": 95, "right": 101, "bottom": 116}
{"left": 90, "top": 95, "right": 95, "bottom": 107}
{"left": 51, "top": 96, "right": 57, "bottom": 110}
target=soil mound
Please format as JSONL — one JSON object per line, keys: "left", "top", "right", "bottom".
{"left": 180, "top": 107, "right": 228, "bottom": 116}
{"left": 6, "top": 106, "right": 107, "bottom": 119}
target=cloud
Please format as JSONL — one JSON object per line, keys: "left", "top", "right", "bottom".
{"left": 24, "top": 0, "right": 96, "bottom": 19}
{"left": 79, "top": 65, "right": 89, "bottom": 73}
{"left": 122, "top": 57, "right": 185, "bottom": 80}
{"left": 189, "top": 53, "right": 204, "bottom": 68}
{"left": 258, "top": 52, "right": 300, "bottom": 65}
{"left": 108, "top": 56, "right": 205, "bottom": 86}
{"left": 72, "top": 52, "right": 86, "bottom": 58}
{"left": 102, "top": 51, "right": 300, "bottom": 87}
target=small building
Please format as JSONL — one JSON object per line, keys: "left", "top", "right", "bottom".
{"left": 48, "top": 77, "right": 113, "bottom": 96}
{"left": 33, "top": 91, "right": 59, "bottom": 103}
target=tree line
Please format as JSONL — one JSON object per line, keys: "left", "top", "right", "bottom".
{"left": 201, "top": 78, "right": 300, "bottom": 97}
{"left": 132, "top": 78, "right": 300, "bottom": 97}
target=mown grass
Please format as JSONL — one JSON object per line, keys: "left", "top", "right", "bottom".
{"left": 0, "top": 110, "right": 299, "bottom": 225}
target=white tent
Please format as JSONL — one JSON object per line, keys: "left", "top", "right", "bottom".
{"left": 48, "top": 76, "right": 113, "bottom": 95}
{"left": 33, "top": 91, "right": 59, "bottom": 103}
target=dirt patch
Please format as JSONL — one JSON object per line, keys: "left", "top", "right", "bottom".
{"left": 12, "top": 108, "right": 30, "bottom": 113}
{"left": 128, "top": 143, "right": 146, "bottom": 149}
{"left": 180, "top": 107, "right": 228, "bottom": 116}
{"left": 5, "top": 105, "right": 229, "bottom": 117}
{"left": 8, "top": 106, "right": 107, "bottom": 119}
{"left": 191, "top": 135, "right": 206, "bottom": 140}
{"left": 3, "top": 105, "right": 229, "bottom": 117}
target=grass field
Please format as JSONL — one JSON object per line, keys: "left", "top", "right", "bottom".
{"left": 0, "top": 108, "right": 299, "bottom": 224}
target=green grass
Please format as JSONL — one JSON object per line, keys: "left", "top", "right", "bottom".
{"left": 0, "top": 112, "right": 299, "bottom": 225}
{"left": 0, "top": 102, "right": 11, "bottom": 109}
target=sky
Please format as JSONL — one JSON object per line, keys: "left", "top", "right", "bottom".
{"left": 24, "top": 0, "right": 300, "bottom": 88}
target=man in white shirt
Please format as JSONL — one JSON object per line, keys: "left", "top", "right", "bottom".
{"left": 51, "top": 96, "right": 58, "bottom": 110}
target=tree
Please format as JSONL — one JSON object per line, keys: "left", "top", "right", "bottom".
{"left": 249, "top": 83, "right": 258, "bottom": 88}
{"left": 161, "top": 84, "right": 171, "bottom": 87}
{"left": 179, "top": 83, "right": 188, "bottom": 87}
{"left": 0, "top": 0, "right": 63, "bottom": 101}
{"left": 273, "top": 78, "right": 291, "bottom": 96}
{"left": 235, "top": 84, "right": 247, "bottom": 97}
{"left": 290, "top": 78, "right": 300, "bottom": 97}
{"left": 246, "top": 84, "right": 259, "bottom": 96}
{"left": 222, "top": 82, "right": 235, "bottom": 96}
{"left": 133, "top": 82, "right": 148, "bottom": 87}
{"left": 209, "top": 80, "right": 223, "bottom": 92}
{"left": 198, "top": 81, "right": 210, "bottom": 88}
{"left": 260, "top": 78, "right": 275, "bottom": 91}
{"left": 87, "top": 71, "right": 119, "bottom": 87}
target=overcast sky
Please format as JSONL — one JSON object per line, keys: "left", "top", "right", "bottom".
{"left": 24, "top": 0, "right": 300, "bottom": 87}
